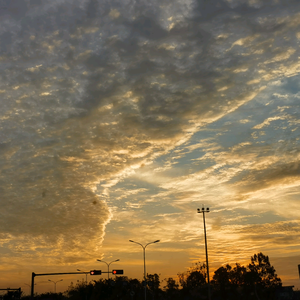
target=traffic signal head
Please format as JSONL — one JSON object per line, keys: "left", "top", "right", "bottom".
{"left": 90, "top": 270, "right": 102, "bottom": 275}
{"left": 112, "top": 270, "right": 123, "bottom": 275}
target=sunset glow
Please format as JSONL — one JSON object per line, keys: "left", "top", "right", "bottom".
{"left": 0, "top": 0, "right": 300, "bottom": 295}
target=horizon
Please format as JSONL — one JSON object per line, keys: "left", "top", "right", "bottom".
{"left": 3, "top": 249, "right": 295, "bottom": 295}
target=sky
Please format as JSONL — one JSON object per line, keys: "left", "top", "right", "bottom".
{"left": 0, "top": 0, "right": 300, "bottom": 295}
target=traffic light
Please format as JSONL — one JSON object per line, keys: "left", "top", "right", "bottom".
{"left": 112, "top": 270, "right": 123, "bottom": 275}
{"left": 90, "top": 270, "right": 102, "bottom": 275}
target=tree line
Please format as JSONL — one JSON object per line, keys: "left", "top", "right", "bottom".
{"left": 6, "top": 252, "right": 284, "bottom": 300}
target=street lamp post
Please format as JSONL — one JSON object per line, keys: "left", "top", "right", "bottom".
{"left": 197, "top": 206, "right": 211, "bottom": 300}
{"left": 77, "top": 269, "right": 88, "bottom": 284}
{"left": 48, "top": 279, "right": 63, "bottom": 293}
{"left": 96, "top": 259, "right": 120, "bottom": 280}
{"left": 129, "top": 239, "right": 160, "bottom": 300}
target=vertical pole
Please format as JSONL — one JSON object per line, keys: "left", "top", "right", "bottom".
{"left": 144, "top": 246, "right": 147, "bottom": 300}
{"left": 31, "top": 272, "right": 35, "bottom": 299}
{"left": 108, "top": 263, "right": 110, "bottom": 280}
{"left": 203, "top": 212, "right": 211, "bottom": 300}
{"left": 129, "top": 240, "right": 159, "bottom": 300}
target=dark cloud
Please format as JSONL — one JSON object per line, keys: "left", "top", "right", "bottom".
{"left": 234, "top": 160, "right": 300, "bottom": 195}
{"left": 129, "top": 16, "right": 168, "bottom": 40}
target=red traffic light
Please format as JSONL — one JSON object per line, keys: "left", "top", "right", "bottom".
{"left": 112, "top": 270, "right": 123, "bottom": 275}
{"left": 90, "top": 270, "right": 102, "bottom": 275}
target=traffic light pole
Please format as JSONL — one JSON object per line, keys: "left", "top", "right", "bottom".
{"left": 31, "top": 272, "right": 89, "bottom": 299}
{"left": 31, "top": 270, "right": 123, "bottom": 299}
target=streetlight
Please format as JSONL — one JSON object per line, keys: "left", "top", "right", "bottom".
{"left": 77, "top": 269, "right": 89, "bottom": 284}
{"left": 24, "top": 283, "right": 30, "bottom": 295}
{"left": 197, "top": 206, "right": 211, "bottom": 300}
{"left": 96, "top": 259, "right": 120, "bottom": 279}
{"left": 48, "top": 279, "right": 63, "bottom": 293}
{"left": 129, "top": 239, "right": 160, "bottom": 300}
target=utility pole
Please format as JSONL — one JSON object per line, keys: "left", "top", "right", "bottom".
{"left": 197, "top": 206, "right": 211, "bottom": 300}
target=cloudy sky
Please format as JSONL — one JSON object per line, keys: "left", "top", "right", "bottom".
{"left": 0, "top": 0, "right": 300, "bottom": 294}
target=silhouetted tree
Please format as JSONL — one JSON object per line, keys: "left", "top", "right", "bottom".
{"left": 178, "top": 262, "right": 207, "bottom": 299}
{"left": 33, "top": 292, "right": 67, "bottom": 300}
{"left": 19, "top": 252, "right": 282, "bottom": 300}
{"left": 2, "top": 290, "right": 22, "bottom": 300}
{"left": 246, "top": 252, "right": 282, "bottom": 300}
{"left": 65, "top": 276, "right": 146, "bottom": 300}
{"left": 248, "top": 253, "right": 281, "bottom": 288}
{"left": 186, "top": 271, "right": 206, "bottom": 290}
{"left": 212, "top": 264, "right": 233, "bottom": 299}
{"left": 211, "top": 253, "right": 282, "bottom": 300}
{"left": 163, "top": 277, "right": 179, "bottom": 299}
{"left": 66, "top": 280, "right": 89, "bottom": 300}
{"left": 230, "top": 263, "right": 248, "bottom": 287}
{"left": 146, "top": 273, "right": 161, "bottom": 299}
{"left": 147, "top": 273, "right": 160, "bottom": 291}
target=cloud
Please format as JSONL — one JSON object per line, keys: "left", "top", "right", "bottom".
{"left": 0, "top": 1, "right": 300, "bottom": 289}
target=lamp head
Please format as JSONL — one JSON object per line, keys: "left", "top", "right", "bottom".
{"left": 154, "top": 240, "right": 160, "bottom": 243}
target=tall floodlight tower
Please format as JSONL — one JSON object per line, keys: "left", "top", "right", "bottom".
{"left": 197, "top": 206, "right": 211, "bottom": 300}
